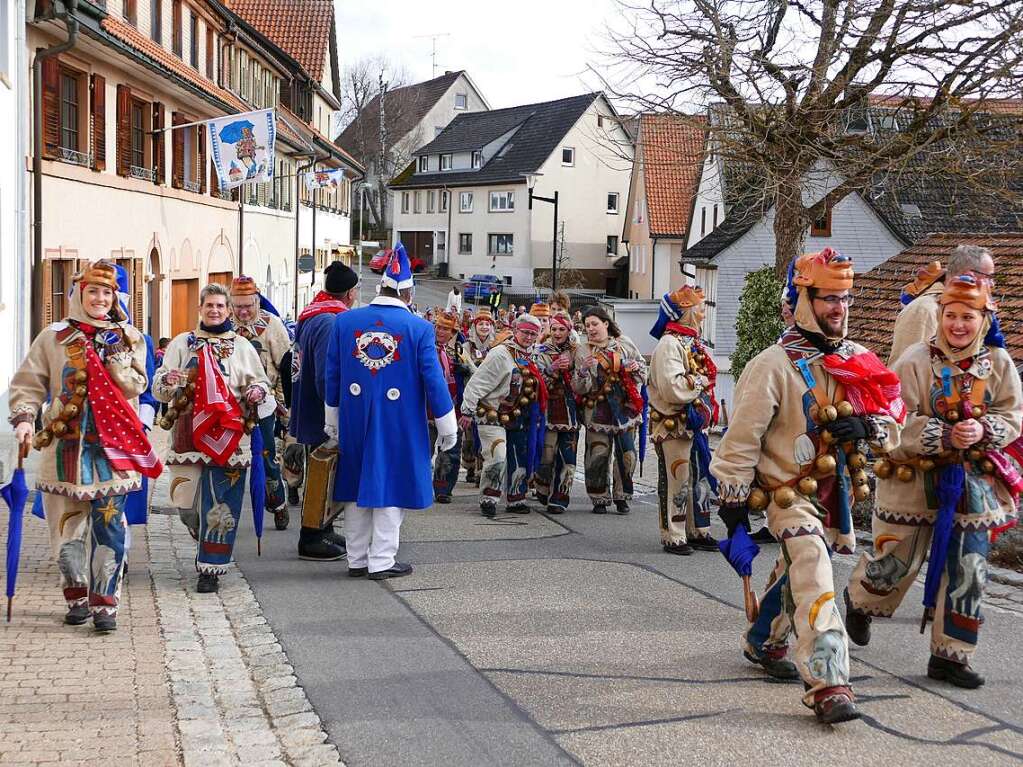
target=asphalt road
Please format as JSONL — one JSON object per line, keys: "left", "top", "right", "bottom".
{"left": 231, "top": 468, "right": 1023, "bottom": 767}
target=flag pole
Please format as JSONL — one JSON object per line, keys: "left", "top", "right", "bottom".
{"left": 238, "top": 181, "right": 245, "bottom": 274}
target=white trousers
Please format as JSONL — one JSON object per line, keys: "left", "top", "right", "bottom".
{"left": 344, "top": 506, "right": 406, "bottom": 573}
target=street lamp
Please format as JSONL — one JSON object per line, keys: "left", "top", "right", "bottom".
{"left": 522, "top": 172, "right": 560, "bottom": 295}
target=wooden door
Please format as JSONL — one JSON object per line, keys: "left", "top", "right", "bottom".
{"left": 171, "top": 278, "right": 198, "bottom": 336}
{"left": 208, "top": 271, "right": 232, "bottom": 287}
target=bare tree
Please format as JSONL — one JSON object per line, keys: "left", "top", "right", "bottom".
{"left": 598, "top": 0, "right": 1023, "bottom": 274}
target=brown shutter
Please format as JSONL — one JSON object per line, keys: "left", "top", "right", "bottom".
{"left": 90, "top": 73, "right": 105, "bottom": 171}
{"left": 210, "top": 158, "right": 220, "bottom": 196}
{"left": 41, "top": 57, "right": 60, "bottom": 159}
{"left": 152, "top": 102, "right": 165, "bottom": 184}
{"left": 42, "top": 260, "right": 54, "bottom": 326}
{"left": 198, "top": 124, "right": 207, "bottom": 194}
{"left": 171, "top": 111, "right": 184, "bottom": 188}
{"left": 116, "top": 84, "right": 131, "bottom": 176}
{"left": 132, "top": 260, "right": 144, "bottom": 326}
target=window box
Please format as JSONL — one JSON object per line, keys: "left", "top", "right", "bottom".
{"left": 561, "top": 147, "right": 575, "bottom": 166}
{"left": 488, "top": 233, "right": 513, "bottom": 255}
{"left": 130, "top": 165, "right": 155, "bottom": 182}
{"left": 458, "top": 233, "right": 472, "bottom": 255}
{"left": 489, "top": 190, "right": 514, "bottom": 212}
{"left": 59, "top": 147, "right": 93, "bottom": 167}
{"left": 607, "top": 192, "right": 619, "bottom": 214}
{"left": 183, "top": 179, "right": 201, "bottom": 193}
{"left": 459, "top": 191, "right": 473, "bottom": 213}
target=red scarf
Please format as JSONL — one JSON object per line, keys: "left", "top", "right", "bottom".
{"left": 298, "top": 291, "right": 349, "bottom": 323}
{"left": 192, "top": 345, "right": 244, "bottom": 465}
{"left": 822, "top": 351, "right": 907, "bottom": 424}
{"left": 79, "top": 326, "right": 162, "bottom": 478}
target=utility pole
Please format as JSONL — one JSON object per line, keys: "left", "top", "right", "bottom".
{"left": 413, "top": 33, "right": 450, "bottom": 78}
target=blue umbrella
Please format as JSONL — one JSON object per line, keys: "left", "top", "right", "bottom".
{"left": 921, "top": 463, "right": 964, "bottom": 630}
{"left": 249, "top": 420, "right": 266, "bottom": 555}
{"left": 2, "top": 445, "right": 30, "bottom": 622}
{"left": 219, "top": 119, "right": 255, "bottom": 144}
{"left": 718, "top": 524, "right": 762, "bottom": 622}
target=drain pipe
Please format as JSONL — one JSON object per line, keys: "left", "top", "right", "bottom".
{"left": 32, "top": 0, "right": 80, "bottom": 339}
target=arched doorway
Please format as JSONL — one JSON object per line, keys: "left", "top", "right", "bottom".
{"left": 147, "top": 247, "right": 162, "bottom": 339}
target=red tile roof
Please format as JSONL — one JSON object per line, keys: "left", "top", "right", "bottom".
{"left": 640, "top": 114, "right": 706, "bottom": 238}
{"left": 868, "top": 94, "right": 1023, "bottom": 114}
{"left": 848, "top": 232, "right": 1023, "bottom": 365}
{"left": 226, "top": 0, "right": 332, "bottom": 81}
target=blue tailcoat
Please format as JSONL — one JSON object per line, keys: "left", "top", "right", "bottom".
{"left": 290, "top": 310, "right": 342, "bottom": 446}
{"left": 325, "top": 298, "right": 454, "bottom": 509}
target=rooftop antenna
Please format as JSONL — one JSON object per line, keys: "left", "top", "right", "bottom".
{"left": 413, "top": 33, "right": 450, "bottom": 78}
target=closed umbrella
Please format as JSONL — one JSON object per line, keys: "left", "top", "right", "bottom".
{"left": 2, "top": 444, "right": 30, "bottom": 622}
{"left": 249, "top": 421, "right": 266, "bottom": 555}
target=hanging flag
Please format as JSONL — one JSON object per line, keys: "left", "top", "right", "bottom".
{"left": 207, "top": 108, "right": 276, "bottom": 190}
{"left": 304, "top": 167, "right": 347, "bottom": 192}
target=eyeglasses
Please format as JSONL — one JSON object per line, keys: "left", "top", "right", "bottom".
{"left": 813, "top": 294, "right": 855, "bottom": 307}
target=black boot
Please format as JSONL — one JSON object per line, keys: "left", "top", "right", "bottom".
{"left": 927, "top": 655, "right": 985, "bottom": 689}
{"left": 506, "top": 503, "right": 531, "bottom": 514}
{"left": 435, "top": 494, "right": 452, "bottom": 504}
{"left": 743, "top": 650, "right": 799, "bottom": 680}
{"left": 93, "top": 614, "right": 117, "bottom": 632}
{"left": 614, "top": 500, "right": 630, "bottom": 514}
{"left": 197, "top": 573, "right": 220, "bottom": 593}
{"left": 663, "top": 542, "right": 693, "bottom": 556}
{"left": 323, "top": 525, "right": 346, "bottom": 548}
{"left": 689, "top": 534, "right": 719, "bottom": 552}
{"left": 298, "top": 528, "right": 346, "bottom": 561}
{"left": 64, "top": 604, "right": 90, "bottom": 625}
{"left": 287, "top": 486, "right": 301, "bottom": 506}
{"left": 843, "top": 589, "right": 871, "bottom": 647}
{"left": 480, "top": 504, "right": 497, "bottom": 518}
{"left": 592, "top": 503, "right": 609, "bottom": 514}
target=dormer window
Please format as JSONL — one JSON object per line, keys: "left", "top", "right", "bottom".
{"left": 561, "top": 147, "right": 575, "bottom": 166}
{"left": 455, "top": 93, "right": 467, "bottom": 110}
{"left": 418, "top": 156, "right": 429, "bottom": 172}
{"left": 471, "top": 150, "right": 482, "bottom": 169}
{"left": 440, "top": 153, "right": 452, "bottom": 170}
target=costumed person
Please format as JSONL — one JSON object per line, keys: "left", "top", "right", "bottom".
{"left": 324, "top": 244, "right": 456, "bottom": 579}
{"left": 888, "top": 244, "right": 995, "bottom": 365}
{"left": 431, "top": 311, "right": 470, "bottom": 503}
{"left": 460, "top": 307, "right": 496, "bottom": 484}
{"left": 154, "top": 283, "right": 271, "bottom": 593}
{"left": 9, "top": 260, "right": 158, "bottom": 631}
{"left": 710, "top": 248, "right": 903, "bottom": 724}
{"left": 459, "top": 314, "right": 546, "bottom": 517}
{"left": 287, "top": 261, "right": 359, "bottom": 561}
{"left": 230, "top": 276, "right": 292, "bottom": 531}
{"left": 530, "top": 302, "right": 552, "bottom": 339}
{"left": 532, "top": 310, "right": 579, "bottom": 514}
{"left": 572, "top": 306, "right": 647, "bottom": 515}
{"left": 446, "top": 284, "right": 463, "bottom": 314}
{"left": 845, "top": 273, "right": 1021, "bottom": 688}
{"left": 648, "top": 286, "right": 719, "bottom": 554}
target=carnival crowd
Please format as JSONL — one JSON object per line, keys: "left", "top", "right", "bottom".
{"left": 8, "top": 242, "right": 1021, "bottom": 726}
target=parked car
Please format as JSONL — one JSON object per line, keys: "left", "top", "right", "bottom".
{"left": 463, "top": 274, "right": 503, "bottom": 300}
{"left": 369, "top": 248, "right": 427, "bottom": 274}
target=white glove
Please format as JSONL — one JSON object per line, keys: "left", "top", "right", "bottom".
{"left": 437, "top": 432, "right": 457, "bottom": 451}
{"left": 324, "top": 405, "right": 339, "bottom": 440}
{"left": 435, "top": 408, "right": 457, "bottom": 451}
{"left": 139, "top": 403, "right": 156, "bottom": 430}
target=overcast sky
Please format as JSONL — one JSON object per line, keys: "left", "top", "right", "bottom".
{"left": 334, "top": 0, "right": 621, "bottom": 109}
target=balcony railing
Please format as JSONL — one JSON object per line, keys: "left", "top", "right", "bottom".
{"left": 216, "top": 190, "right": 234, "bottom": 201}
{"left": 58, "top": 146, "right": 92, "bottom": 167}
{"left": 130, "top": 165, "right": 155, "bottom": 182}
{"left": 183, "top": 180, "right": 201, "bottom": 193}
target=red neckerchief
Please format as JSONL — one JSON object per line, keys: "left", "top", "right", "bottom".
{"left": 298, "top": 291, "right": 349, "bottom": 323}
{"left": 821, "top": 352, "right": 907, "bottom": 424}
{"left": 77, "top": 323, "right": 162, "bottom": 478}
{"left": 192, "top": 344, "right": 244, "bottom": 465}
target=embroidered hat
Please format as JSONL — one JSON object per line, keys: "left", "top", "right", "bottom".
{"left": 230, "top": 276, "right": 260, "bottom": 296}
{"left": 435, "top": 311, "right": 459, "bottom": 331}
{"left": 792, "top": 247, "right": 854, "bottom": 291}
{"left": 76, "top": 260, "right": 120, "bottom": 292}
{"left": 380, "top": 243, "right": 414, "bottom": 291}
{"left": 939, "top": 273, "right": 996, "bottom": 311}
{"left": 902, "top": 260, "right": 944, "bottom": 300}
{"left": 473, "top": 307, "right": 494, "bottom": 324}
{"left": 529, "top": 302, "right": 551, "bottom": 318}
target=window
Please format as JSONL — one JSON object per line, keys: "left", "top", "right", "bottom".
{"left": 458, "top": 233, "right": 472, "bottom": 255}
{"left": 471, "top": 150, "right": 482, "bottom": 168}
{"left": 401, "top": 191, "right": 410, "bottom": 214}
{"left": 440, "top": 190, "right": 448, "bottom": 213}
{"left": 455, "top": 92, "right": 467, "bottom": 110}
{"left": 418, "top": 155, "right": 428, "bottom": 172}
{"left": 59, "top": 70, "right": 79, "bottom": 152}
{"left": 700, "top": 206, "right": 706, "bottom": 236}
{"left": 488, "top": 233, "right": 513, "bottom": 255}
{"left": 459, "top": 191, "right": 473, "bottom": 213}
{"left": 124, "top": 0, "right": 137, "bottom": 26}
{"left": 427, "top": 190, "right": 436, "bottom": 213}
{"left": 811, "top": 206, "right": 832, "bottom": 237}
{"left": 561, "top": 147, "right": 575, "bottom": 166}
{"left": 130, "top": 100, "right": 145, "bottom": 169}
{"left": 607, "top": 236, "right": 618, "bottom": 255}
{"left": 607, "top": 192, "right": 619, "bottom": 214}
{"left": 413, "top": 191, "right": 422, "bottom": 214}
{"left": 440, "top": 153, "right": 452, "bottom": 170}
{"left": 190, "top": 13, "right": 199, "bottom": 68}
{"left": 489, "top": 190, "right": 514, "bottom": 212}
{"left": 172, "top": 0, "right": 182, "bottom": 57}
{"left": 713, "top": 204, "right": 718, "bottom": 229}
{"left": 597, "top": 114, "right": 605, "bottom": 128}
{"left": 205, "top": 28, "right": 214, "bottom": 79}
{"left": 150, "top": 0, "right": 161, "bottom": 42}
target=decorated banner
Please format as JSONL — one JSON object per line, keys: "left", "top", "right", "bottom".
{"left": 304, "top": 167, "right": 347, "bottom": 192}
{"left": 208, "top": 108, "right": 276, "bottom": 190}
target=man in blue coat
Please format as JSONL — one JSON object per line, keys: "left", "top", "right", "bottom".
{"left": 324, "top": 244, "right": 456, "bottom": 579}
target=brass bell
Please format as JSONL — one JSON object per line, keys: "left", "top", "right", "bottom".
{"left": 836, "top": 401, "right": 854, "bottom": 418}
{"left": 895, "top": 465, "right": 915, "bottom": 482}
{"left": 74, "top": 385, "right": 87, "bottom": 397}
{"left": 820, "top": 429, "right": 835, "bottom": 445}
{"left": 946, "top": 409, "right": 960, "bottom": 422}
{"left": 175, "top": 395, "right": 189, "bottom": 408}
{"left": 526, "top": 375, "right": 536, "bottom": 386}
{"left": 847, "top": 452, "right": 867, "bottom": 470}
{"left": 816, "top": 454, "right": 837, "bottom": 475}
{"left": 597, "top": 395, "right": 607, "bottom": 403}
{"left": 519, "top": 396, "right": 530, "bottom": 406}
{"left": 486, "top": 409, "right": 498, "bottom": 420}
{"left": 981, "top": 459, "right": 996, "bottom": 474}
{"left": 185, "top": 382, "right": 196, "bottom": 394}
{"left": 974, "top": 403, "right": 987, "bottom": 416}
{"left": 512, "top": 408, "right": 522, "bottom": 417}
{"left": 663, "top": 418, "right": 676, "bottom": 431}
{"left": 874, "top": 458, "right": 893, "bottom": 479}
{"left": 852, "top": 469, "right": 869, "bottom": 486}
{"left": 918, "top": 458, "right": 936, "bottom": 472}
{"left": 63, "top": 403, "right": 80, "bottom": 419}
{"left": 967, "top": 448, "right": 984, "bottom": 461}
{"left": 159, "top": 416, "right": 173, "bottom": 430}
{"left": 821, "top": 405, "right": 838, "bottom": 423}
{"left": 523, "top": 384, "right": 535, "bottom": 394}
{"left": 476, "top": 406, "right": 486, "bottom": 416}
{"left": 853, "top": 484, "right": 871, "bottom": 502}
{"left": 51, "top": 420, "right": 68, "bottom": 437}
{"left": 166, "top": 408, "right": 179, "bottom": 421}
{"left": 774, "top": 486, "right": 796, "bottom": 509}
{"left": 33, "top": 430, "right": 53, "bottom": 449}
{"left": 73, "top": 369, "right": 88, "bottom": 383}
{"left": 500, "top": 414, "right": 511, "bottom": 425}
{"left": 245, "top": 419, "right": 257, "bottom": 432}
{"left": 808, "top": 404, "right": 820, "bottom": 423}
{"left": 798, "top": 476, "right": 818, "bottom": 496}
{"left": 748, "top": 488, "right": 770, "bottom": 511}
{"left": 650, "top": 410, "right": 662, "bottom": 421}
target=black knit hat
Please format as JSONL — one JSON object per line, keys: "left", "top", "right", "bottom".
{"left": 324, "top": 261, "right": 358, "bottom": 294}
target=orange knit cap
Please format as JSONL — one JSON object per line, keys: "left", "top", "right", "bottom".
{"left": 530, "top": 302, "right": 551, "bottom": 318}
{"left": 903, "top": 261, "right": 944, "bottom": 299}
{"left": 230, "top": 276, "right": 260, "bottom": 296}
{"left": 939, "top": 273, "right": 996, "bottom": 311}
{"left": 793, "top": 247, "right": 854, "bottom": 291}
{"left": 473, "top": 307, "right": 493, "bottom": 324}
{"left": 75, "top": 260, "right": 120, "bottom": 291}
{"left": 435, "top": 311, "right": 460, "bottom": 331}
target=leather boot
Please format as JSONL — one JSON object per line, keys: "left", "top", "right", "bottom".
{"left": 927, "top": 655, "right": 985, "bottom": 689}
{"left": 298, "top": 528, "right": 346, "bottom": 561}
{"left": 843, "top": 589, "right": 871, "bottom": 647}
